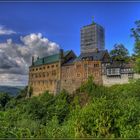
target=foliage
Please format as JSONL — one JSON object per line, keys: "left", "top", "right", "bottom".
{"left": 131, "top": 20, "right": 140, "bottom": 72}
{"left": 79, "top": 75, "right": 96, "bottom": 94}
{"left": 16, "top": 86, "right": 28, "bottom": 99}
{"left": 133, "top": 56, "right": 140, "bottom": 73}
{"left": 131, "top": 20, "right": 140, "bottom": 43}
{"left": 0, "top": 93, "right": 11, "bottom": 109}
{"left": 110, "top": 43, "right": 129, "bottom": 62}
{"left": 1, "top": 79, "right": 140, "bottom": 138}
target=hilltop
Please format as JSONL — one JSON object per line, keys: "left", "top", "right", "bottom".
{"left": 0, "top": 77, "right": 140, "bottom": 138}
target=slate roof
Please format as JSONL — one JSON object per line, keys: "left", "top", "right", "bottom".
{"left": 62, "top": 57, "right": 76, "bottom": 66}
{"left": 106, "top": 62, "right": 134, "bottom": 69}
{"left": 75, "top": 50, "right": 108, "bottom": 61}
{"left": 33, "top": 50, "right": 71, "bottom": 66}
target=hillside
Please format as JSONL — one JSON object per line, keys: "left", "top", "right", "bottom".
{"left": 0, "top": 77, "right": 140, "bottom": 138}
{"left": 0, "top": 86, "right": 25, "bottom": 96}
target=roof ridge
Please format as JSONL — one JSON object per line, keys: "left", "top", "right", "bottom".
{"left": 39, "top": 50, "right": 72, "bottom": 60}
{"left": 33, "top": 50, "right": 72, "bottom": 66}
{"left": 43, "top": 53, "right": 59, "bottom": 59}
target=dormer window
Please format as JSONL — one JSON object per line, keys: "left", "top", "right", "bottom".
{"left": 89, "top": 57, "right": 93, "bottom": 61}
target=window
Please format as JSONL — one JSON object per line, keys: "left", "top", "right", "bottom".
{"left": 94, "top": 64, "right": 99, "bottom": 67}
{"left": 76, "top": 65, "right": 81, "bottom": 69}
{"left": 84, "top": 64, "right": 87, "bottom": 69}
{"left": 107, "top": 68, "right": 120, "bottom": 76}
{"left": 107, "top": 69, "right": 111, "bottom": 75}
{"left": 66, "top": 67, "right": 69, "bottom": 73}
{"left": 50, "top": 80, "right": 52, "bottom": 85}
{"left": 77, "top": 73, "right": 80, "bottom": 77}
{"left": 31, "top": 74, "right": 34, "bottom": 78}
{"left": 52, "top": 65, "right": 54, "bottom": 68}
{"left": 95, "top": 72, "right": 99, "bottom": 76}
{"left": 128, "top": 73, "right": 133, "bottom": 79}
{"left": 89, "top": 57, "right": 93, "bottom": 61}
{"left": 72, "top": 79, "right": 75, "bottom": 82}
{"left": 56, "top": 64, "right": 58, "bottom": 67}
{"left": 47, "top": 66, "right": 50, "bottom": 69}
{"left": 52, "top": 70, "right": 56, "bottom": 76}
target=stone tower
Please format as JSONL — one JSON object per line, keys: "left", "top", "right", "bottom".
{"left": 80, "top": 21, "right": 105, "bottom": 53}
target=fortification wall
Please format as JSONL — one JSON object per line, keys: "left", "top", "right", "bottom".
{"left": 61, "top": 61, "right": 102, "bottom": 93}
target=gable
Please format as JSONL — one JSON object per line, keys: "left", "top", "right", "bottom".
{"left": 101, "top": 52, "right": 110, "bottom": 62}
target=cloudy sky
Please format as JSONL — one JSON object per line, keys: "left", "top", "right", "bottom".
{"left": 0, "top": 2, "right": 140, "bottom": 86}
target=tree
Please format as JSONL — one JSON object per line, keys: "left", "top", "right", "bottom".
{"left": 131, "top": 20, "right": 140, "bottom": 55}
{"left": 0, "top": 93, "right": 11, "bottom": 109}
{"left": 16, "top": 86, "right": 28, "bottom": 99}
{"left": 131, "top": 20, "right": 140, "bottom": 73}
{"left": 131, "top": 20, "right": 140, "bottom": 41}
{"left": 110, "top": 44, "right": 129, "bottom": 62}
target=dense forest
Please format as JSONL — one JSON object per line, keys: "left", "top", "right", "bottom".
{"left": 1, "top": 76, "right": 140, "bottom": 138}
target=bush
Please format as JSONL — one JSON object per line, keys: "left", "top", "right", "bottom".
{"left": 1, "top": 79, "right": 140, "bottom": 138}
{"left": 0, "top": 93, "right": 11, "bottom": 109}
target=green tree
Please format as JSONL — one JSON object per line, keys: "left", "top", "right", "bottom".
{"left": 0, "top": 93, "right": 11, "bottom": 109}
{"left": 110, "top": 44, "right": 129, "bottom": 62}
{"left": 16, "top": 86, "right": 28, "bottom": 99}
{"left": 131, "top": 20, "right": 140, "bottom": 50}
{"left": 131, "top": 20, "right": 140, "bottom": 72}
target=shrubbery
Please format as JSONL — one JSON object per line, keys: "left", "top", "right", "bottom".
{"left": 1, "top": 77, "right": 140, "bottom": 138}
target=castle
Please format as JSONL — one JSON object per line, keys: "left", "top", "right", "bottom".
{"left": 28, "top": 21, "right": 140, "bottom": 96}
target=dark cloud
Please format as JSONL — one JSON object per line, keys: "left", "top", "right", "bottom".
{"left": 0, "top": 33, "right": 60, "bottom": 86}
{"left": 0, "top": 51, "right": 18, "bottom": 69}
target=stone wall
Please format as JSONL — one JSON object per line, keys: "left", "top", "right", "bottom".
{"left": 29, "top": 59, "right": 140, "bottom": 96}
{"left": 61, "top": 60, "right": 102, "bottom": 93}
{"left": 102, "top": 73, "right": 140, "bottom": 86}
{"left": 29, "top": 62, "right": 61, "bottom": 96}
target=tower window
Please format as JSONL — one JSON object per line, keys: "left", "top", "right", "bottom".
{"left": 94, "top": 64, "right": 99, "bottom": 67}
{"left": 77, "top": 73, "right": 80, "bottom": 77}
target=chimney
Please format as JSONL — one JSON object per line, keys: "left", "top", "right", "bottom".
{"left": 59, "top": 49, "right": 64, "bottom": 59}
{"left": 37, "top": 56, "right": 39, "bottom": 60}
{"left": 42, "top": 58, "right": 45, "bottom": 64}
{"left": 32, "top": 56, "right": 34, "bottom": 66}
